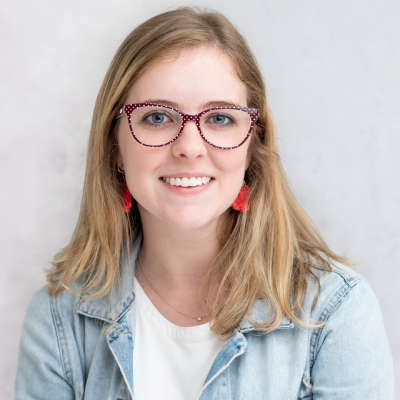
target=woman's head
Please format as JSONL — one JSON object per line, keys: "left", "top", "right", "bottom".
{"left": 47, "top": 7, "right": 347, "bottom": 338}
{"left": 83, "top": 6, "right": 279, "bottom": 241}
{"left": 116, "top": 45, "right": 254, "bottom": 232}
{"left": 95, "top": 7, "right": 274, "bottom": 229}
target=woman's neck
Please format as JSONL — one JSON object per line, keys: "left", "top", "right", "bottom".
{"left": 136, "top": 205, "right": 228, "bottom": 290}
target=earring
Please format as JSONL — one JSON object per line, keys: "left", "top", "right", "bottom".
{"left": 117, "top": 163, "right": 131, "bottom": 212}
{"left": 117, "top": 163, "right": 124, "bottom": 174}
{"left": 231, "top": 180, "right": 250, "bottom": 212}
{"left": 121, "top": 185, "right": 132, "bottom": 213}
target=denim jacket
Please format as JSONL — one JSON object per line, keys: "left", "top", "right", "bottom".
{"left": 15, "top": 235, "right": 395, "bottom": 400}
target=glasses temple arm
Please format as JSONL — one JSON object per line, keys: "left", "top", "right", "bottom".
{"left": 114, "top": 108, "right": 125, "bottom": 120}
{"left": 255, "top": 121, "right": 265, "bottom": 140}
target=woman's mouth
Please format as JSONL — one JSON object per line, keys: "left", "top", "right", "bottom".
{"left": 161, "top": 176, "right": 212, "bottom": 187}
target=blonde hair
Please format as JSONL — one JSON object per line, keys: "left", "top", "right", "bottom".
{"left": 46, "top": 6, "right": 350, "bottom": 339}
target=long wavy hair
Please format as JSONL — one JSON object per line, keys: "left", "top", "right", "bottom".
{"left": 46, "top": 6, "right": 350, "bottom": 339}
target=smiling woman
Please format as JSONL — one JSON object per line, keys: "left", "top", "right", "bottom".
{"left": 15, "top": 6, "right": 394, "bottom": 400}
{"left": 116, "top": 47, "right": 253, "bottom": 233}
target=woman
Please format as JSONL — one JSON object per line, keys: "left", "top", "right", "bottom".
{"left": 15, "top": 7, "right": 394, "bottom": 400}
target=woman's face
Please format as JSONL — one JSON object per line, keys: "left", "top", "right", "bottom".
{"left": 117, "top": 46, "right": 251, "bottom": 232}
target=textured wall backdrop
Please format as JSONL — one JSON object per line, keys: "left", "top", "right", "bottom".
{"left": 1, "top": 1, "right": 399, "bottom": 399}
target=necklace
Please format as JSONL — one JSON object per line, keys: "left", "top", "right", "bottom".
{"left": 136, "top": 255, "right": 208, "bottom": 322}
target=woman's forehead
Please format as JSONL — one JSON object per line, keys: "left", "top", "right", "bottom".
{"left": 125, "top": 46, "right": 248, "bottom": 111}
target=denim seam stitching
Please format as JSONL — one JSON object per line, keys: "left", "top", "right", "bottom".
{"left": 50, "top": 294, "right": 74, "bottom": 387}
{"left": 227, "top": 365, "right": 232, "bottom": 400}
{"left": 75, "top": 299, "right": 113, "bottom": 323}
{"left": 75, "top": 308, "right": 114, "bottom": 324}
{"left": 196, "top": 340, "right": 247, "bottom": 399}
{"left": 312, "top": 265, "right": 362, "bottom": 288}
{"left": 106, "top": 334, "right": 135, "bottom": 399}
{"left": 309, "top": 278, "right": 362, "bottom": 371}
{"left": 76, "top": 294, "right": 135, "bottom": 323}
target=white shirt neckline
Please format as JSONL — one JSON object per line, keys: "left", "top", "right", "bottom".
{"left": 133, "top": 276, "right": 216, "bottom": 342}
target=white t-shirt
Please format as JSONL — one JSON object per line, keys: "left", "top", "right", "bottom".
{"left": 132, "top": 276, "right": 226, "bottom": 400}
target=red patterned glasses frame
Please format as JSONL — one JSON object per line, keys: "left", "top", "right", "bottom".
{"left": 116, "top": 103, "right": 260, "bottom": 150}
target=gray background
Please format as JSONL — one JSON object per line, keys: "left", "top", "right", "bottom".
{"left": 1, "top": 0, "right": 399, "bottom": 398}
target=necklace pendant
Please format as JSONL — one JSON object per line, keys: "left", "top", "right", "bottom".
{"left": 197, "top": 317, "right": 202, "bottom": 321}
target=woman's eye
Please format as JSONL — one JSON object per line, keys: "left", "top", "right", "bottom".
{"left": 212, "top": 115, "right": 228, "bottom": 124}
{"left": 146, "top": 113, "right": 170, "bottom": 124}
{"left": 208, "top": 113, "right": 234, "bottom": 126}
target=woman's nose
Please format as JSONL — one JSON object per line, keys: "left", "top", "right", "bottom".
{"left": 170, "top": 120, "right": 207, "bottom": 160}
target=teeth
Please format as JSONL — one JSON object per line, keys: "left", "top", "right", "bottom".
{"left": 181, "top": 177, "right": 189, "bottom": 187}
{"left": 189, "top": 177, "right": 197, "bottom": 187}
{"left": 162, "top": 176, "right": 212, "bottom": 187}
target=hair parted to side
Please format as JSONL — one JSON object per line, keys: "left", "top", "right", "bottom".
{"left": 45, "top": 6, "right": 351, "bottom": 339}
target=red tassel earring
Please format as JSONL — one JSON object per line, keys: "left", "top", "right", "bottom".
{"left": 231, "top": 180, "right": 250, "bottom": 212}
{"left": 118, "top": 163, "right": 132, "bottom": 213}
{"left": 121, "top": 185, "right": 132, "bottom": 213}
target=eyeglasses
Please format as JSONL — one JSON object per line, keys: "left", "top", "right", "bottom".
{"left": 116, "top": 103, "right": 259, "bottom": 149}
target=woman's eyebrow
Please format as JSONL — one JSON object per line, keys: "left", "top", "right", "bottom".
{"left": 202, "top": 100, "right": 241, "bottom": 108}
{"left": 141, "top": 99, "right": 241, "bottom": 109}
{"left": 141, "top": 99, "right": 179, "bottom": 107}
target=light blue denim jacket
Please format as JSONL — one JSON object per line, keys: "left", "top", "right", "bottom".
{"left": 15, "top": 235, "right": 395, "bottom": 399}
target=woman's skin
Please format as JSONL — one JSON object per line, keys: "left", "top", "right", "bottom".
{"left": 117, "top": 46, "right": 251, "bottom": 327}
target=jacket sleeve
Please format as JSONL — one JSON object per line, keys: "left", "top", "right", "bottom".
{"left": 310, "top": 279, "right": 395, "bottom": 399}
{"left": 14, "top": 287, "right": 75, "bottom": 400}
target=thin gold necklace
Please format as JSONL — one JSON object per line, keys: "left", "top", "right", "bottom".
{"left": 136, "top": 255, "right": 208, "bottom": 322}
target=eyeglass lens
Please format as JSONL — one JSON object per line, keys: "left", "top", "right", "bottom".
{"left": 128, "top": 106, "right": 252, "bottom": 147}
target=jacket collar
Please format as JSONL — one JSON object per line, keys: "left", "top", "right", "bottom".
{"left": 76, "top": 232, "right": 293, "bottom": 331}
{"left": 239, "top": 300, "right": 294, "bottom": 332}
{"left": 76, "top": 233, "right": 141, "bottom": 324}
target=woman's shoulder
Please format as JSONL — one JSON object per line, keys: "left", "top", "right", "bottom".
{"left": 305, "top": 261, "right": 373, "bottom": 318}
{"left": 24, "top": 286, "right": 92, "bottom": 336}
{"left": 27, "top": 283, "right": 83, "bottom": 319}
{"left": 310, "top": 261, "right": 366, "bottom": 289}
{"left": 25, "top": 278, "right": 131, "bottom": 337}
{"left": 303, "top": 261, "right": 391, "bottom": 356}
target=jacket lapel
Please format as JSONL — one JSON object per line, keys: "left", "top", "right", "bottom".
{"left": 76, "top": 234, "right": 142, "bottom": 398}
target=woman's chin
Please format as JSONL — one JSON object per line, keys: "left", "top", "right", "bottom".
{"left": 138, "top": 202, "right": 229, "bottom": 233}
{"left": 161, "top": 206, "right": 227, "bottom": 232}
{"left": 164, "top": 214, "right": 218, "bottom": 232}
